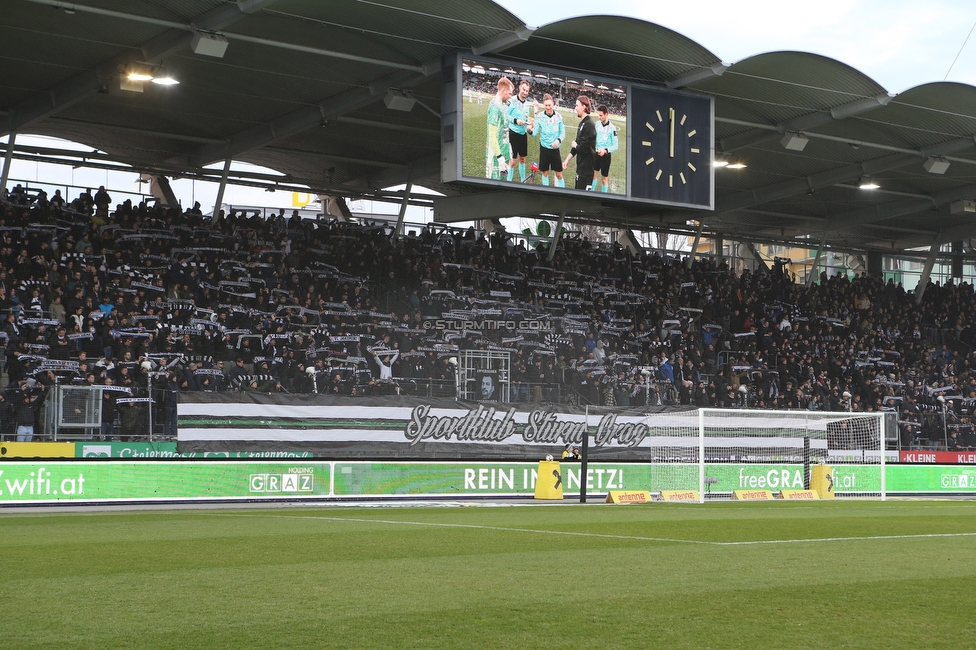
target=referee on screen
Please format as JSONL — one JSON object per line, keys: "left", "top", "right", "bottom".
{"left": 564, "top": 95, "right": 596, "bottom": 190}
{"left": 529, "top": 93, "right": 566, "bottom": 187}
{"left": 506, "top": 79, "right": 532, "bottom": 183}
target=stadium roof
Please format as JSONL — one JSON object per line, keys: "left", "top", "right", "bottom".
{"left": 2, "top": 1, "right": 976, "bottom": 254}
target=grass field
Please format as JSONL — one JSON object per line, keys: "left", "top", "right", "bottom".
{"left": 3, "top": 500, "right": 976, "bottom": 648}
{"left": 461, "top": 91, "right": 628, "bottom": 195}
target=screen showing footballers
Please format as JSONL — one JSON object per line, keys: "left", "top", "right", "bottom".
{"left": 460, "top": 58, "right": 627, "bottom": 195}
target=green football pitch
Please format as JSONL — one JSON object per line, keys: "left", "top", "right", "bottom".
{"left": 461, "top": 92, "right": 628, "bottom": 195}
{"left": 3, "top": 500, "right": 976, "bottom": 648}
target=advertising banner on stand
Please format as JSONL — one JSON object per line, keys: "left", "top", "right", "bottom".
{"left": 76, "top": 442, "right": 314, "bottom": 459}
{"left": 900, "top": 450, "right": 976, "bottom": 464}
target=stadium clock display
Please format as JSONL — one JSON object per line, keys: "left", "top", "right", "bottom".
{"left": 629, "top": 85, "right": 714, "bottom": 209}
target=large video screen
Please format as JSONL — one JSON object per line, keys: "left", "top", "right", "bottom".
{"left": 442, "top": 54, "right": 714, "bottom": 210}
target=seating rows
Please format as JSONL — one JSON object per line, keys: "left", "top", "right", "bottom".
{"left": 0, "top": 183, "right": 973, "bottom": 448}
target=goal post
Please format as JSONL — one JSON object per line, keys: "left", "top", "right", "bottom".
{"left": 645, "top": 408, "right": 888, "bottom": 502}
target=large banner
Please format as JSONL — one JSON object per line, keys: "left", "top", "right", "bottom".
{"left": 179, "top": 394, "right": 677, "bottom": 458}
{"left": 3, "top": 461, "right": 975, "bottom": 504}
{"left": 178, "top": 394, "right": 853, "bottom": 460}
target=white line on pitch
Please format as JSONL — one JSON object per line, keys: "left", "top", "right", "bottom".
{"left": 716, "top": 532, "right": 976, "bottom": 546}
{"left": 216, "top": 513, "right": 976, "bottom": 546}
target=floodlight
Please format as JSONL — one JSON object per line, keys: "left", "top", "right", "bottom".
{"left": 151, "top": 68, "right": 179, "bottom": 85}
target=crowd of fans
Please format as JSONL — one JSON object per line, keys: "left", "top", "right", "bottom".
{"left": 0, "top": 182, "right": 974, "bottom": 450}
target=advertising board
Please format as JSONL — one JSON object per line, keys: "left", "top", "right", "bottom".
{"left": 3, "top": 461, "right": 974, "bottom": 505}
{"left": 0, "top": 462, "right": 331, "bottom": 503}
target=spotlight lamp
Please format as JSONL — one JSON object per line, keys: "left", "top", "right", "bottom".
{"left": 120, "top": 64, "right": 179, "bottom": 91}
{"left": 151, "top": 68, "right": 179, "bottom": 85}
{"left": 858, "top": 175, "right": 880, "bottom": 190}
{"left": 725, "top": 155, "right": 747, "bottom": 169}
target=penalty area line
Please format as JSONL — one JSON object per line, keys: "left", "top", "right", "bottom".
{"left": 211, "top": 513, "right": 976, "bottom": 546}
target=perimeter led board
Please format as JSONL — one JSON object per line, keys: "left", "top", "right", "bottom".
{"left": 441, "top": 54, "right": 714, "bottom": 210}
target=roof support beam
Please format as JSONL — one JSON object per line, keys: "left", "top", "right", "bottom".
{"left": 666, "top": 64, "right": 728, "bottom": 90}
{"left": 263, "top": 147, "right": 407, "bottom": 169}
{"left": 886, "top": 221, "right": 976, "bottom": 252}
{"left": 179, "top": 64, "right": 438, "bottom": 168}
{"left": 718, "top": 117, "right": 976, "bottom": 167}
{"left": 471, "top": 27, "right": 535, "bottom": 56}
{"left": 1, "top": 0, "right": 278, "bottom": 136}
{"left": 47, "top": 117, "right": 224, "bottom": 144}
{"left": 716, "top": 135, "right": 976, "bottom": 220}
{"left": 770, "top": 181, "right": 976, "bottom": 241}
{"left": 174, "top": 24, "right": 532, "bottom": 169}
{"left": 718, "top": 152, "right": 915, "bottom": 213}
{"left": 344, "top": 154, "right": 439, "bottom": 191}
{"left": 826, "top": 181, "right": 976, "bottom": 231}
{"left": 718, "top": 94, "right": 891, "bottom": 153}
{"left": 21, "top": 0, "right": 424, "bottom": 71}
{"left": 334, "top": 117, "right": 439, "bottom": 136}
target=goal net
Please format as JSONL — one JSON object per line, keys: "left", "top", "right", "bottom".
{"left": 644, "top": 409, "right": 888, "bottom": 501}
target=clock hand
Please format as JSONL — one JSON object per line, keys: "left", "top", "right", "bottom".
{"left": 669, "top": 107, "right": 675, "bottom": 158}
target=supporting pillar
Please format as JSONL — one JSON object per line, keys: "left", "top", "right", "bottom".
{"left": 914, "top": 239, "right": 942, "bottom": 304}
{"left": 142, "top": 174, "right": 180, "bottom": 208}
{"left": 0, "top": 132, "right": 16, "bottom": 194}
{"left": 806, "top": 239, "right": 826, "bottom": 288}
{"left": 546, "top": 212, "right": 565, "bottom": 262}
{"left": 211, "top": 158, "right": 232, "bottom": 218}
{"left": 714, "top": 235, "right": 724, "bottom": 266}
{"left": 393, "top": 182, "right": 412, "bottom": 239}
{"left": 744, "top": 242, "right": 769, "bottom": 271}
{"left": 686, "top": 220, "right": 705, "bottom": 268}
{"left": 952, "top": 241, "right": 963, "bottom": 279}
{"left": 867, "top": 251, "right": 883, "bottom": 277}
{"left": 616, "top": 229, "right": 642, "bottom": 255}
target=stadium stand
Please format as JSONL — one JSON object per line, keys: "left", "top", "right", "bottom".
{"left": 0, "top": 183, "right": 973, "bottom": 451}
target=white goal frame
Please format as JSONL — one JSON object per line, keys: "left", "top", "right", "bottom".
{"left": 688, "top": 408, "right": 887, "bottom": 503}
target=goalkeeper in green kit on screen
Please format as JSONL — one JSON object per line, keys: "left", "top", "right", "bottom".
{"left": 486, "top": 76, "right": 514, "bottom": 180}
